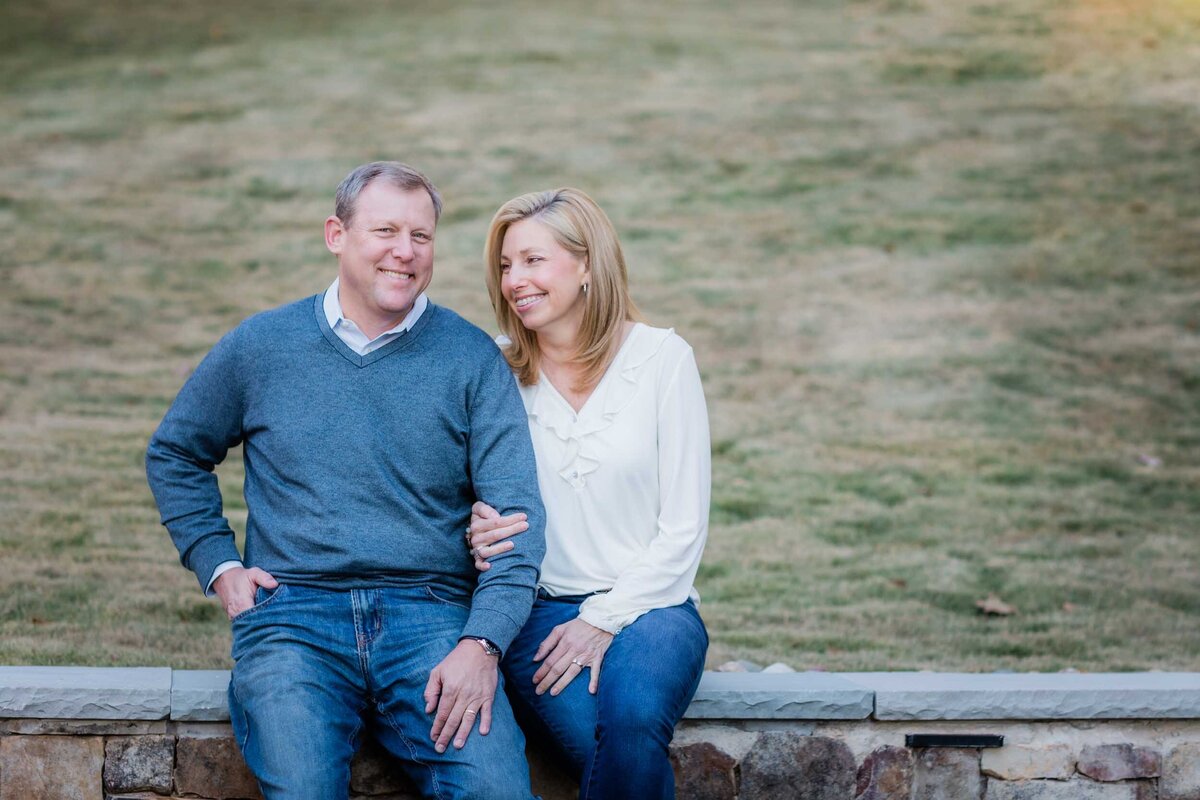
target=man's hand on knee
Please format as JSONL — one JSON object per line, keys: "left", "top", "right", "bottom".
{"left": 423, "top": 640, "right": 499, "bottom": 753}
{"left": 213, "top": 567, "right": 278, "bottom": 620}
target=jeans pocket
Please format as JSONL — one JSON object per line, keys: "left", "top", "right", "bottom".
{"left": 231, "top": 583, "right": 287, "bottom": 623}
{"left": 423, "top": 585, "right": 470, "bottom": 609}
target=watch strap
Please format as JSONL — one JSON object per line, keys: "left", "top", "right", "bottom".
{"left": 461, "top": 636, "right": 502, "bottom": 658}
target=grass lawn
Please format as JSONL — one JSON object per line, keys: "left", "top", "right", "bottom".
{"left": 1, "top": 0, "right": 1197, "bottom": 670}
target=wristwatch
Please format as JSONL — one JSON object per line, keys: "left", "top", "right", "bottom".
{"left": 462, "top": 636, "right": 502, "bottom": 658}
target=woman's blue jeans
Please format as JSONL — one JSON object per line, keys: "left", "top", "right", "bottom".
{"left": 502, "top": 592, "right": 709, "bottom": 800}
{"left": 227, "top": 583, "right": 535, "bottom": 800}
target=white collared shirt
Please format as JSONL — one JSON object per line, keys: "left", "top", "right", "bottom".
{"left": 205, "top": 278, "right": 429, "bottom": 595}
{"left": 322, "top": 277, "right": 428, "bottom": 356}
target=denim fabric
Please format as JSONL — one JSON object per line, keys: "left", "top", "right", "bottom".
{"left": 228, "top": 583, "right": 535, "bottom": 800}
{"left": 502, "top": 594, "right": 708, "bottom": 800}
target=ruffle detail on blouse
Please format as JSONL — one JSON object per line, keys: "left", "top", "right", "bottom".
{"left": 526, "top": 325, "right": 675, "bottom": 489}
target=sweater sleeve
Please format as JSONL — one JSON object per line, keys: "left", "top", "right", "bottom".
{"left": 145, "top": 326, "right": 247, "bottom": 592}
{"left": 578, "top": 345, "right": 711, "bottom": 633}
{"left": 460, "top": 348, "right": 546, "bottom": 653}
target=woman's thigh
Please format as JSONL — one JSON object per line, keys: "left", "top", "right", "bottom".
{"left": 502, "top": 596, "right": 599, "bottom": 773}
{"left": 503, "top": 596, "right": 709, "bottom": 771}
{"left": 595, "top": 600, "right": 709, "bottom": 734}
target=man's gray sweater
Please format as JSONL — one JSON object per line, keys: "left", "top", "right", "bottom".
{"left": 146, "top": 295, "right": 546, "bottom": 652}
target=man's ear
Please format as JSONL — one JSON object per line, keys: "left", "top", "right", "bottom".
{"left": 324, "top": 216, "right": 346, "bottom": 255}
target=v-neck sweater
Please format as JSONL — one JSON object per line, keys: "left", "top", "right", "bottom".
{"left": 147, "top": 295, "right": 546, "bottom": 651}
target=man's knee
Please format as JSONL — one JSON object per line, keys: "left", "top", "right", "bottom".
{"left": 419, "top": 739, "right": 532, "bottom": 800}
{"left": 230, "top": 660, "right": 362, "bottom": 799}
{"left": 450, "top": 752, "right": 532, "bottom": 800}
{"left": 453, "top": 706, "right": 533, "bottom": 799}
{"left": 253, "top": 760, "right": 351, "bottom": 800}
{"left": 236, "top": 720, "right": 355, "bottom": 800}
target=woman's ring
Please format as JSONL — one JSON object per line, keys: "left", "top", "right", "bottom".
{"left": 464, "top": 708, "right": 477, "bottom": 716}
{"left": 571, "top": 657, "right": 585, "bottom": 667}
{"left": 469, "top": 547, "right": 480, "bottom": 558}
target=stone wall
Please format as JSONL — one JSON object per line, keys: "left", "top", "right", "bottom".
{"left": 1, "top": 668, "right": 1198, "bottom": 799}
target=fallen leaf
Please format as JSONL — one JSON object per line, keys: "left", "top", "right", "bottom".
{"left": 975, "top": 594, "right": 1017, "bottom": 616}
{"left": 889, "top": 578, "right": 908, "bottom": 589}
{"left": 1062, "top": 602, "right": 1078, "bottom": 613}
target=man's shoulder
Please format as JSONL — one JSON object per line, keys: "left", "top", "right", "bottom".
{"left": 202, "top": 296, "right": 318, "bottom": 365}
{"left": 216, "top": 295, "right": 315, "bottom": 345}
{"left": 237, "top": 295, "right": 317, "bottom": 335}
{"left": 424, "top": 304, "right": 504, "bottom": 358}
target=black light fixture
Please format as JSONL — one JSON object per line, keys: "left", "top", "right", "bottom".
{"left": 904, "top": 734, "right": 1005, "bottom": 748}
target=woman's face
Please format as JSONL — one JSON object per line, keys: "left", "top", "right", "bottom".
{"left": 499, "top": 217, "right": 589, "bottom": 337}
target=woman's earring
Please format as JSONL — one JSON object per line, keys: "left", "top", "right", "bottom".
{"left": 582, "top": 283, "right": 589, "bottom": 296}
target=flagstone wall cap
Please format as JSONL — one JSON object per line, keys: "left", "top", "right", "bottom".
{"left": 166, "top": 669, "right": 876, "bottom": 722}
{"left": 844, "top": 672, "right": 1200, "bottom": 720}
{"left": 685, "top": 671, "right": 874, "bottom": 719}
{"left": 171, "top": 669, "right": 232, "bottom": 721}
{"left": 3, "top": 668, "right": 1197, "bottom": 722}
{"left": 0, "top": 666, "right": 171, "bottom": 720}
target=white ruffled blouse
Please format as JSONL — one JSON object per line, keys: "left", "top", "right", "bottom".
{"left": 515, "top": 323, "right": 711, "bottom": 634}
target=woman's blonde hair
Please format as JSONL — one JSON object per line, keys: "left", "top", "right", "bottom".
{"left": 484, "top": 188, "right": 641, "bottom": 390}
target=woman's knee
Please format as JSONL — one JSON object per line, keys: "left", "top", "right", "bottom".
{"left": 596, "top": 694, "right": 677, "bottom": 743}
{"left": 594, "top": 661, "right": 703, "bottom": 743}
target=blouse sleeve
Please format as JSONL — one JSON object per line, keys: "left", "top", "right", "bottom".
{"left": 578, "top": 343, "right": 711, "bottom": 633}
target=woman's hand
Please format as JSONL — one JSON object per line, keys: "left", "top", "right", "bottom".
{"left": 532, "top": 617, "right": 614, "bottom": 696}
{"left": 467, "top": 501, "right": 528, "bottom": 572}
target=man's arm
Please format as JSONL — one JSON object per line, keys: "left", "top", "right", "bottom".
{"left": 460, "top": 348, "right": 546, "bottom": 650}
{"left": 424, "top": 346, "right": 546, "bottom": 752}
{"left": 145, "top": 326, "right": 248, "bottom": 594}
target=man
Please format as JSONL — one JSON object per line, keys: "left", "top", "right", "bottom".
{"left": 147, "top": 161, "right": 546, "bottom": 800}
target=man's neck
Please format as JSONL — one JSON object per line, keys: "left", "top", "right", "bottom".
{"left": 350, "top": 310, "right": 411, "bottom": 341}
{"left": 339, "top": 294, "right": 412, "bottom": 340}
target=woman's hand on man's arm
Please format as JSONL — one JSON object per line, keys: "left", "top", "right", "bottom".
{"left": 467, "top": 500, "right": 529, "bottom": 572}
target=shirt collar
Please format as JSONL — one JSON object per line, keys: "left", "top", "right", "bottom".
{"left": 323, "top": 277, "right": 428, "bottom": 338}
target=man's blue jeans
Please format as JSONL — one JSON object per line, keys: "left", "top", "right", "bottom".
{"left": 228, "top": 583, "right": 535, "bottom": 800}
{"left": 502, "top": 593, "right": 708, "bottom": 800}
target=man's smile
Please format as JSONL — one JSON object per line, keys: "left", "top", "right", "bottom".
{"left": 379, "top": 267, "right": 416, "bottom": 280}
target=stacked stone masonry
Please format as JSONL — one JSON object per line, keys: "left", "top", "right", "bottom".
{"left": 0, "top": 669, "right": 1197, "bottom": 799}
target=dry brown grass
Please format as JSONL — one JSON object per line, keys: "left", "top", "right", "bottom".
{"left": 1, "top": 0, "right": 1197, "bottom": 669}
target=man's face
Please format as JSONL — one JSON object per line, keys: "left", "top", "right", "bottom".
{"left": 325, "top": 180, "right": 436, "bottom": 337}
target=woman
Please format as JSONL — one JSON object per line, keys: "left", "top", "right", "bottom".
{"left": 468, "top": 188, "right": 710, "bottom": 799}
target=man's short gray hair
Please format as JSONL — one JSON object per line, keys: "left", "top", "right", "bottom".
{"left": 334, "top": 161, "right": 443, "bottom": 226}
